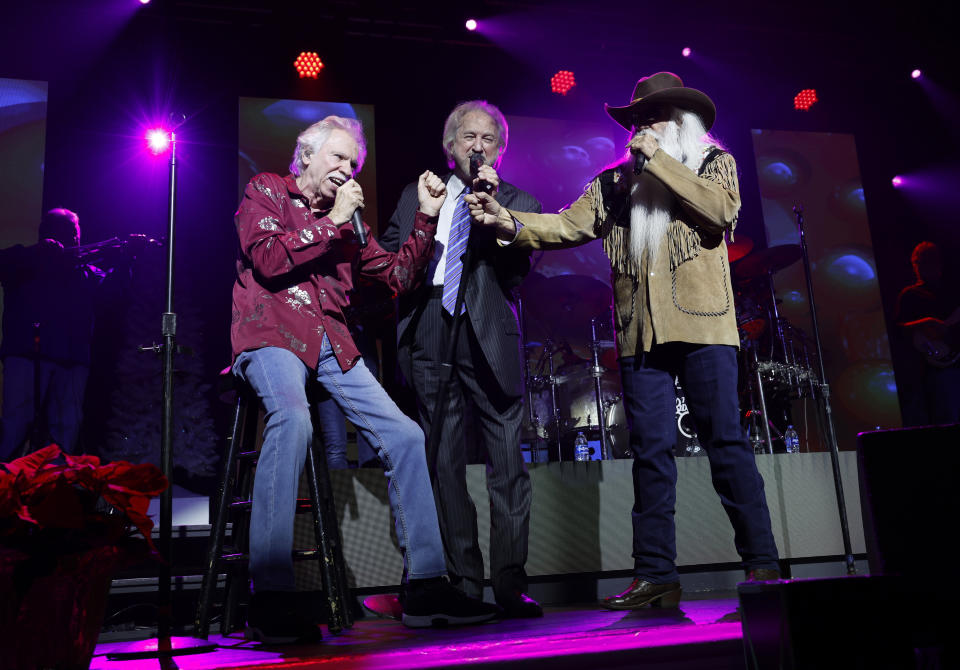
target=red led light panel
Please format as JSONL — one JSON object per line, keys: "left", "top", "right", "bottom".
{"left": 794, "top": 88, "right": 818, "bottom": 110}
{"left": 550, "top": 70, "right": 576, "bottom": 95}
{"left": 294, "top": 52, "right": 324, "bottom": 79}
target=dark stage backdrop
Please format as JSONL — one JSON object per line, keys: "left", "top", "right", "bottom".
{"left": 0, "top": 77, "right": 47, "bottom": 417}
{"left": 751, "top": 129, "right": 901, "bottom": 451}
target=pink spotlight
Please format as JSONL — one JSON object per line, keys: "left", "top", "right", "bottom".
{"left": 892, "top": 175, "right": 903, "bottom": 187}
{"left": 682, "top": 47, "right": 692, "bottom": 57}
{"left": 911, "top": 69, "right": 922, "bottom": 79}
{"left": 146, "top": 128, "right": 171, "bottom": 154}
{"left": 465, "top": 18, "right": 477, "bottom": 31}
{"left": 139, "top": 0, "right": 150, "bottom": 4}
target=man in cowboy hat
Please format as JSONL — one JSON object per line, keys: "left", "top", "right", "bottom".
{"left": 466, "top": 72, "right": 781, "bottom": 609}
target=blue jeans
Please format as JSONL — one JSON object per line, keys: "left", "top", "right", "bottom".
{"left": 233, "top": 339, "right": 447, "bottom": 592}
{"left": 315, "top": 325, "right": 381, "bottom": 470}
{"left": 621, "top": 343, "right": 779, "bottom": 583}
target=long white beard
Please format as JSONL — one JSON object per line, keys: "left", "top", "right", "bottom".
{"left": 627, "top": 115, "right": 711, "bottom": 264}
{"left": 628, "top": 173, "right": 674, "bottom": 265}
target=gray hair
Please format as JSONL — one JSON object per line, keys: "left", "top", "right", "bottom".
{"left": 441, "top": 100, "right": 509, "bottom": 168}
{"left": 290, "top": 116, "right": 367, "bottom": 176}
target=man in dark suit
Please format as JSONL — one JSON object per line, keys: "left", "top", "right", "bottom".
{"left": 380, "top": 100, "right": 543, "bottom": 618}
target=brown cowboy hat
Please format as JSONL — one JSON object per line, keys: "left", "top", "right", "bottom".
{"left": 605, "top": 72, "right": 716, "bottom": 131}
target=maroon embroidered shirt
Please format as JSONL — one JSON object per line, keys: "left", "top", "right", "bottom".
{"left": 231, "top": 172, "right": 436, "bottom": 372}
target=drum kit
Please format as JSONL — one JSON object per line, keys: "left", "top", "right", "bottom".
{"left": 518, "top": 233, "right": 821, "bottom": 461}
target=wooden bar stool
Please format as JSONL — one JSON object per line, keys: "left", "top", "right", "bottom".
{"left": 194, "top": 370, "right": 353, "bottom": 638}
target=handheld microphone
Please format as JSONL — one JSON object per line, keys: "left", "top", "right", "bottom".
{"left": 351, "top": 208, "right": 368, "bottom": 248}
{"left": 470, "top": 153, "right": 495, "bottom": 194}
{"left": 633, "top": 152, "right": 646, "bottom": 175}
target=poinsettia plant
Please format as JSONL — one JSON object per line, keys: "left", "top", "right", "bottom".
{"left": 0, "top": 444, "right": 167, "bottom": 553}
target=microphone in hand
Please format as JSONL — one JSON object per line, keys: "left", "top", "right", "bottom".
{"left": 633, "top": 152, "right": 646, "bottom": 175}
{"left": 351, "top": 207, "right": 368, "bottom": 248}
{"left": 470, "top": 153, "right": 495, "bottom": 194}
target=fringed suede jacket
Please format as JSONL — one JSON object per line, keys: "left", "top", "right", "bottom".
{"left": 505, "top": 147, "right": 742, "bottom": 359}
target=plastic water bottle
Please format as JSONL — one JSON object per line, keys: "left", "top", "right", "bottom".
{"left": 784, "top": 425, "right": 800, "bottom": 454}
{"left": 574, "top": 432, "right": 590, "bottom": 462}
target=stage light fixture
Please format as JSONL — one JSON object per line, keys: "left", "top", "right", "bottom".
{"left": 892, "top": 175, "right": 903, "bottom": 187}
{"left": 294, "top": 52, "right": 324, "bottom": 79}
{"left": 139, "top": 0, "right": 150, "bottom": 4}
{"left": 465, "top": 18, "right": 477, "bottom": 31}
{"left": 911, "top": 69, "right": 922, "bottom": 79}
{"left": 550, "top": 70, "right": 576, "bottom": 95}
{"left": 793, "top": 88, "right": 818, "bottom": 110}
{"left": 682, "top": 47, "right": 691, "bottom": 57}
{"left": 146, "top": 128, "right": 171, "bottom": 154}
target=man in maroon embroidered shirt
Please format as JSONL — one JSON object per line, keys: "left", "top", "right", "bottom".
{"left": 231, "top": 116, "right": 499, "bottom": 643}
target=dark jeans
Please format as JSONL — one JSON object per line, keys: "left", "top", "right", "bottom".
{"left": 1, "top": 356, "right": 88, "bottom": 461}
{"left": 620, "top": 343, "right": 779, "bottom": 583}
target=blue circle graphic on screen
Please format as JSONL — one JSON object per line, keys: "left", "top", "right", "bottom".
{"left": 829, "top": 254, "right": 875, "bottom": 282}
{"left": 763, "top": 161, "right": 797, "bottom": 186}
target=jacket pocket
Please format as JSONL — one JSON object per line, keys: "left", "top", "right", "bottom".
{"left": 670, "top": 255, "right": 731, "bottom": 317}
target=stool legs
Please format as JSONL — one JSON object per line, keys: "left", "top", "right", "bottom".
{"left": 194, "top": 385, "right": 353, "bottom": 639}
{"left": 305, "top": 437, "right": 353, "bottom": 633}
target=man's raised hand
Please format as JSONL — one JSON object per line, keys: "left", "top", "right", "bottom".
{"left": 418, "top": 170, "right": 447, "bottom": 217}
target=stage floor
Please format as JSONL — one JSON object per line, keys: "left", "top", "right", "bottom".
{"left": 91, "top": 596, "right": 747, "bottom": 670}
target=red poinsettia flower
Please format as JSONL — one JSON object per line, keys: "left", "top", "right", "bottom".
{"left": 0, "top": 445, "right": 167, "bottom": 552}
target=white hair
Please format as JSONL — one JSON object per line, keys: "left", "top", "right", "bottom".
{"left": 627, "top": 108, "right": 726, "bottom": 263}
{"left": 290, "top": 116, "right": 367, "bottom": 176}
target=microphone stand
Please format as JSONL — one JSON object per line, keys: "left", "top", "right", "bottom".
{"left": 425, "top": 230, "right": 474, "bottom": 475}
{"left": 793, "top": 204, "right": 856, "bottom": 576}
{"left": 108, "top": 132, "right": 216, "bottom": 660}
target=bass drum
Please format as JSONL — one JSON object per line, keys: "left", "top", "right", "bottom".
{"left": 603, "top": 378, "right": 703, "bottom": 458}
{"left": 604, "top": 398, "right": 631, "bottom": 459}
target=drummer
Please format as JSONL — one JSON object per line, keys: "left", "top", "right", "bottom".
{"left": 466, "top": 72, "right": 781, "bottom": 609}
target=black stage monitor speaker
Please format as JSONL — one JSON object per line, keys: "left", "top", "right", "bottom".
{"left": 856, "top": 423, "right": 959, "bottom": 579}
{"left": 738, "top": 424, "right": 959, "bottom": 669}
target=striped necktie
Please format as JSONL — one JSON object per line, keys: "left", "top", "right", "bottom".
{"left": 442, "top": 186, "right": 471, "bottom": 315}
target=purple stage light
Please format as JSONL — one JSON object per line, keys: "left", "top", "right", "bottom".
{"left": 891, "top": 175, "right": 903, "bottom": 187}
{"left": 146, "top": 128, "right": 171, "bottom": 154}
{"left": 911, "top": 69, "right": 922, "bottom": 79}
{"left": 465, "top": 18, "right": 477, "bottom": 31}
{"left": 139, "top": 0, "right": 150, "bottom": 4}
{"left": 682, "top": 47, "right": 691, "bottom": 57}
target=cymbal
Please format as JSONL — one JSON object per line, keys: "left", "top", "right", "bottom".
{"left": 726, "top": 233, "right": 754, "bottom": 263}
{"left": 734, "top": 244, "right": 802, "bottom": 280}
{"left": 520, "top": 273, "right": 613, "bottom": 338}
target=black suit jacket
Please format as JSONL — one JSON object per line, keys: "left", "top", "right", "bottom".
{"left": 379, "top": 175, "right": 542, "bottom": 397}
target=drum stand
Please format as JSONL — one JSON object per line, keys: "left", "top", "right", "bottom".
{"left": 588, "top": 317, "right": 611, "bottom": 460}
{"left": 519, "top": 296, "right": 546, "bottom": 463}
{"left": 744, "top": 340, "right": 775, "bottom": 454}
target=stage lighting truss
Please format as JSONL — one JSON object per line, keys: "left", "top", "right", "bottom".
{"left": 295, "top": 52, "right": 324, "bottom": 79}
{"left": 551, "top": 70, "right": 576, "bottom": 96}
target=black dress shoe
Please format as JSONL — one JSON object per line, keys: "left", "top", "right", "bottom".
{"left": 744, "top": 568, "right": 781, "bottom": 581}
{"left": 498, "top": 592, "right": 544, "bottom": 618}
{"left": 600, "top": 579, "right": 682, "bottom": 610}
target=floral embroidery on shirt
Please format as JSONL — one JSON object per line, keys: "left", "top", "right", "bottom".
{"left": 278, "top": 325, "right": 307, "bottom": 353}
{"left": 300, "top": 228, "right": 314, "bottom": 243}
{"left": 254, "top": 182, "right": 276, "bottom": 201}
{"left": 285, "top": 285, "right": 312, "bottom": 311}
{"left": 392, "top": 266, "right": 410, "bottom": 290}
{"left": 258, "top": 217, "right": 279, "bottom": 231}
